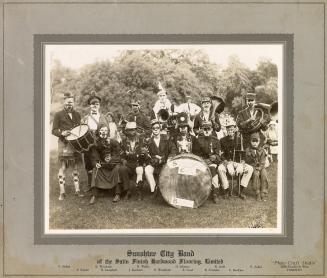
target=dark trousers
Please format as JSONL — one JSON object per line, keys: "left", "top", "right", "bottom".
{"left": 252, "top": 168, "right": 269, "bottom": 196}
{"left": 84, "top": 151, "right": 93, "bottom": 186}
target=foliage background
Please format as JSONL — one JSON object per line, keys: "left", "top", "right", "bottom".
{"left": 50, "top": 49, "right": 278, "bottom": 121}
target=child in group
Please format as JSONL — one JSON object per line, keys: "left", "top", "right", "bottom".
{"left": 245, "top": 132, "right": 269, "bottom": 201}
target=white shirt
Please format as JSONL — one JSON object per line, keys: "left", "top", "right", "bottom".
{"left": 87, "top": 113, "right": 100, "bottom": 131}
{"left": 202, "top": 111, "right": 210, "bottom": 121}
{"left": 176, "top": 102, "right": 201, "bottom": 116}
{"left": 153, "top": 136, "right": 160, "bottom": 148}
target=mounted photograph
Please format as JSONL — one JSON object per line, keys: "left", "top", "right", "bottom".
{"left": 43, "top": 43, "right": 282, "bottom": 234}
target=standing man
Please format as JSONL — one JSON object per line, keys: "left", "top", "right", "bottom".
{"left": 82, "top": 93, "right": 109, "bottom": 192}
{"left": 176, "top": 94, "right": 201, "bottom": 120}
{"left": 52, "top": 92, "right": 83, "bottom": 200}
{"left": 144, "top": 119, "right": 171, "bottom": 196}
{"left": 126, "top": 100, "right": 151, "bottom": 136}
{"left": 218, "top": 119, "right": 253, "bottom": 199}
{"left": 193, "top": 96, "right": 221, "bottom": 137}
{"left": 236, "top": 92, "right": 270, "bottom": 148}
{"left": 193, "top": 121, "right": 222, "bottom": 204}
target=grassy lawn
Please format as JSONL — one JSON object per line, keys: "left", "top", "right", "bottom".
{"left": 49, "top": 151, "right": 277, "bottom": 230}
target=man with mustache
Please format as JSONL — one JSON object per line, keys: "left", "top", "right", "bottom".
{"left": 52, "top": 92, "right": 84, "bottom": 201}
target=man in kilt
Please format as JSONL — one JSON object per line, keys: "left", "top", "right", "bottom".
{"left": 52, "top": 92, "right": 84, "bottom": 200}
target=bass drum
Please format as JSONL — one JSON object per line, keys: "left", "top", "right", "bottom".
{"left": 159, "top": 153, "right": 212, "bottom": 209}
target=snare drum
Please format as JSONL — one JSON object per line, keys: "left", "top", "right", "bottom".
{"left": 159, "top": 153, "right": 212, "bottom": 208}
{"left": 66, "top": 124, "right": 96, "bottom": 153}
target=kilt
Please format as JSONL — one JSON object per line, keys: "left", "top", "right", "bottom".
{"left": 57, "top": 139, "right": 82, "bottom": 165}
{"left": 91, "top": 164, "right": 120, "bottom": 190}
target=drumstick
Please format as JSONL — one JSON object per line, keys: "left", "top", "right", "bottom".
{"left": 78, "top": 124, "right": 82, "bottom": 136}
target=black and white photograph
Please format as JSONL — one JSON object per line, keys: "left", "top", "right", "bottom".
{"left": 44, "top": 43, "right": 282, "bottom": 234}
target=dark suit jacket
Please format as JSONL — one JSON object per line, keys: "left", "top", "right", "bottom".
{"left": 193, "top": 135, "right": 221, "bottom": 165}
{"left": 146, "top": 135, "right": 170, "bottom": 166}
{"left": 52, "top": 109, "right": 81, "bottom": 140}
{"left": 245, "top": 147, "right": 266, "bottom": 171}
{"left": 220, "top": 134, "right": 243, "bottom": 162}
{"left": 193, "top": 111, "right": 221, "bottom": 134}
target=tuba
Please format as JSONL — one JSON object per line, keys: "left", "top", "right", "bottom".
{"left": 157, "top": 108, "right": 170, "bottom": 122}
{"left": 210, "top": 95, "right": 225, "bottom": 121}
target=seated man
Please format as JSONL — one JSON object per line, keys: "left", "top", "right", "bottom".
{"left": 170, "top": 112, "right": 197, "bottom": 155}
{"left": 120, "top": 121, "right": 146, "bottom": 201}
{"left": 217, "top": 118, "right": 253, "bottom": 199}
{"left": 245, "top": 132, "right": 269, "bottom": 201}
{"left": 89, "top": 124, "right": 122, "bottom": 205}
{"left": 193, "top": 121, "right": 222, "bottom": 204}
{"left": 144, "top": 119, "right": 171, "bottom": 197}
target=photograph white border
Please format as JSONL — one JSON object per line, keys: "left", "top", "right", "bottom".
{"left": 43, "top": 43, "right": 283, "bottom": 235}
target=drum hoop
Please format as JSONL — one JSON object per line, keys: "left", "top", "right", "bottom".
{"left": 66, "top": 124, "right": 89, "bottom": 141}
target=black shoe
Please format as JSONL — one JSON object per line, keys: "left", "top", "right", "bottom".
{"left": 136, "top": 181, "right": 143, "bottom": 201}
{"left": 124, "top": 190, "right": 132, "bottom": 201}
{"left": 75, "top": 191, "right": 84, "bottom": 198}
{"left": 113, "top": 194, "right": 121, "bottom": 202}
{"left": 150, "top": 186, "right": 158, "bottom": 199}
{"left": 239, "top": 193, "right": 246, "bottom": 200}
{"left": 223, "top": 189, "right": 230, "bottom": 200}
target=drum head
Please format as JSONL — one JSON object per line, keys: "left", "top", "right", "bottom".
{"left": 159, "top": 153, "right": 212, "bottom": 209}
{"left": 66, "top": 125, "right": 89, "bottom": 141}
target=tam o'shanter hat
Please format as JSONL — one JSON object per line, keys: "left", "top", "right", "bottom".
{"left": 125, "top": 122, "right": 137, "bottom": 130}
{"left": 177, "top": 112, "right": 189, "bottom": 127}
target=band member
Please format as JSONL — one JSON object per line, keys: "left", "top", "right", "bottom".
{"left": 193, "top": 121, "right": 222, "bottom": 204}
{"left": 126, "top": 100, "right": 151, "bottom": 135}
{"left": 236, "top": 92, "right": 270, "bottom": 148}
{"left": 176, "top": 94, "right": 201, "bottom": 120}
{"left": 82, "top": 93, "right": 109, "bottom": 192}
{"left": 144, "top": 120, "right": 171, "bottom": 196}
{"left": 193, "top": 96, "right": 221, "bottom": 137}
{"left": 151, "top": 83, "right": 173, "bottom": 121}
{"left": 120, "top": 122, "right": 147, "bottom": 201}
{"left": 245, "top": 132, "right": 269, "bottom": 201}
{"left": 263, "top": 120, "right": 278, "bottom": 162}
{"left": 89, "top": 124, "right": 122, "bottom": 205}
{"left": 170, "top": 112, "right": 197, "bottom": 155}
{"left": 217, "top": 118, "right": 253, "bottom": 199}
{"left": 52, "top": 92, "right": 83, "bottom": 200}
{"left": 105, "top": 112, "right": 122, "bottom": 143}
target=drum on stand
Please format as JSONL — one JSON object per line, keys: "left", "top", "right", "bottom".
{"left": 159, "top": 153, "right": 212, "bottom": 209}
{"left": 66, "top": 124, "right": 96, "bottom": 153}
